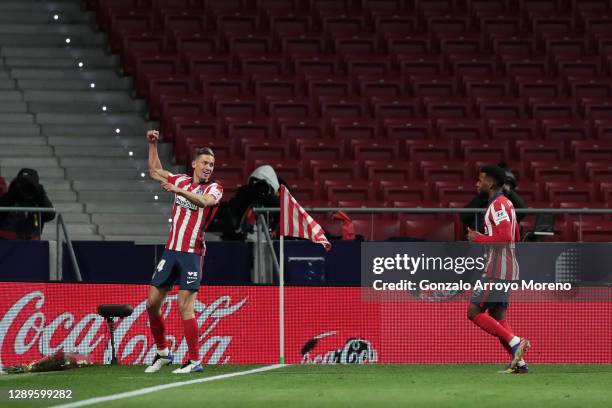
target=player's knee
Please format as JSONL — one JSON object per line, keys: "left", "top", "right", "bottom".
{"left": 467, "top": 307, "right": 479, "bottom": 321}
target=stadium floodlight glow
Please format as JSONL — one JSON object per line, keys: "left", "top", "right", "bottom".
{"left": 115, "top": 128, "right": 121, "bottom": 134}
{"left": 78, "top": 61, "right": 84, "bottom": 68}
{"left": 65, "top": 38, "right": 71, "bottom": 44}
{"left": 154, "top": 195, "right": 159, "bottom": 200}
{"left": 102, "top": 105, "right": 107, "bottom": 112}
{"left": 128, "top": 151, "right": 133, "bottom": 157}
{"left": 140, "top": 172, "right": 145, "bottom": 178}
{"left": 90, "top": 82, "right": 96, "bottom": 88}
{"left": 53, "top": 14, "right": 59, "bottom": 21}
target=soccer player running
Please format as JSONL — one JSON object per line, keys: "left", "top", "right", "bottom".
{"left": 466, "top": 165, "right": 530, "bottom": 374}
{"left": 144, "top": 130, "right": 223, "bottom": 374}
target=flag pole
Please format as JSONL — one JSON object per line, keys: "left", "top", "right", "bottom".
{"left": 279, "top": 233, "right": 285, "bottom": 365}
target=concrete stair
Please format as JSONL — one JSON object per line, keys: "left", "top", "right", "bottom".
{"left": 0, "top": 0, "right": 179, "bottom": 243}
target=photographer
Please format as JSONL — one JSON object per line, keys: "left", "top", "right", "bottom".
{"left": 212, "top": 165, "right": 284, "bottom": 240}
{"left": 461, "top": 164, "right": 526, "bottom": 233}
{"left": 0, "top": 168, "right": 55, "bottom": 240}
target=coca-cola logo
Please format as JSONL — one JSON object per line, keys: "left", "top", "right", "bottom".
{"left": 0, "top": 291, "right": 247, "bottom": 367}
{"left": 300, "top": 331, "right": 378, "bottom": 364}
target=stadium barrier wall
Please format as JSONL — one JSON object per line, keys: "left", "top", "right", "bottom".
{"left": 0, "top": 282, "right": 610, "bottom": 367}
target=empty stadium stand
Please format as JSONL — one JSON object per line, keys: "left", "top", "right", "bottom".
{"left": 4, "top": 0, "right": 612, "bottom": 242}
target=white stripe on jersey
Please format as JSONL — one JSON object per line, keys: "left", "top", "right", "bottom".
{"left": 168, "top": 202, "right": 181, "bottom": 249}
{"left": 176, "top": 208, "right": 191, "bottom": 250}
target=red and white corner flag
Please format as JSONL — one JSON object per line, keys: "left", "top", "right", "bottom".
{"left": 280, "top": 185, "right": 331, "bottom": 251}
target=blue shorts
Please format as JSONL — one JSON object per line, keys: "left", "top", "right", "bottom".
{"left": 470, "top": 278, "right": 511, "bottom": 310}
{"left": 150, "top": 249, "right": 203, "bottom": 291}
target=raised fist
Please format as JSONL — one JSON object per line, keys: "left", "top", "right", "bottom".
{"left": 146, "top": 130, "right": 160, "bottom": 143}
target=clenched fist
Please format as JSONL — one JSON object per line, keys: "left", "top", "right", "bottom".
{"left": 146, "top": 130, "right": 160, "bottom": 143}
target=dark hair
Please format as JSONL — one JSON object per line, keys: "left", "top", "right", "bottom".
{"left": 498, "top": 162, "right": 517, "bottom": 189}
{"left": 193, "top": 147, "right": 214, "bottom": 159}
{"left": 480, "top": 165, "right": 506, "bottom": 188}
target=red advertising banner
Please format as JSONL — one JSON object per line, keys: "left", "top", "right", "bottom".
{"left": 0, "top": 283, "right": 610, "bottom": 367}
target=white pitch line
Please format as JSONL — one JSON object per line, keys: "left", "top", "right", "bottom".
{"left": 51, "top": 364, "right": 285, "bottom": 408}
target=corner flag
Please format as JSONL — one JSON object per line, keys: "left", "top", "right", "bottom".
{"left": 279, "top": 185, "right": 331, "bottom": 251}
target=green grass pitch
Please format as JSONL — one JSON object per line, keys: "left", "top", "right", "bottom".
{"left": 1, "top": 364, "right": 611, "bottom": 407}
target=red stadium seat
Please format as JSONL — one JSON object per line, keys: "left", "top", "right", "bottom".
{"left": 371, "top": 97, "right": 420, "bottom": 119}
{"left": 436, "top": 119, "right": 486, "bottom": 143}
{"left": 175, "top": 118, "right": 222, "bottom": 163}
{"left": 253, "top": 75, "right": 300, "bottom": 98}
{"left": 280, "top": 33, "right": 325, "bottom": 54}
{"left": 333, "top": 34, "right": 378, "bottom": 54}
{"left": 419, "top": 160, "right": 471, "bottom": 181}
{"left": 363, "top": 160, "right": 413, "bottom": 180}
{"left": 478, "top": 13, "right": 522, "bottom": 36}
{"left": 423, "top": 97, "right": 472, "bottom": 118}
{"left": 160, "top": 97, "right": 208, "bottom": 141}
{"left": 491, "top": 34, "right": 536, "bottom": 55}
{"left": 352, "top": 219, "right": 401, "bottom": 240}
{"left": 214, "top": 97, "right": 260, "bottom": 117}
{"left": 570, "top": 141, "right": 612, "bottom": 161}
{"left": 434, "top": 181, "right": 478, "bottom": 203}
{"left": 410, "top": 76, "right": 458, "bottom": 97}
{"left": 575, "top": 221, "right": 612, "bottom": 242}
{"left": 541, "top": 119, "right": 590, "bottom": 142}
{"left": 267, "top": 97, "right": 314, "bottom": 118}
{"left": 148, "top": 76, "right": 194, "bottom": 119}
{"left": 463, "top": 77, "right": 511, "bottom": 98}
{"left": 331, "top": 118, "right": 379, "bottom": 140}
{"left": 460, "top": 140, "right": 509, "bottom": 162}
{"left": 351, "top": 140, "right": 399, "bottom": 160}
{"left": 488, "top": 119, "right": 538, "bottom": 142}
{"left": 319, "top": 97, "right": 367, "bottom": 118}
{"left": 581, "top": 98, "right": 612, "bottom": 120}
{"left": 530, "top": 161, "right": 580, "bottom": 182}
{"left": 476, "top": 97, "right": 526, "bottom": 119}
{"left": 401, "top": 218, "right": 455, "bottom": 241}
{"left": 593, "top": 119, "right": 612, "bottom": 141}
{"left": 187, "top": 54, "right": 234, "bottom": 76}
{"left": 239, "top": 53, "right": 285, "bottom": 75}
{"left": 567, "top": 77, "right": 612, "bottom": 98}
{"left": 296, "top": 139, "right": 344, "bottom": 160}
{"left": 373, "top": 12, "right": 419, "bottom": 35}
{"left": 397, "top": 54, "right": 445, "bottom": 76}
{"left": 528, "top": 98, "right": 577, "bottom": 119}
{"left": 199, "top": 75, "right": 247, "bottom": 99}
{"left": 306, "top": 76, "right": 352, "bottom": 98}
{"left": 405, "top": 140, "right": 453, "bottom": 161}
{"left": 292, "top": 54, "right": 339, "bottom": 75}
{"left": 357, "top": 76, "right": 405, "bottom": 97}
{"left": 324, "top": 180, "right": 374, "bottom": 201}
{"left": 225, "top": 117, "right": 275, "bottom": 139}
{"left": 515, "top": 140, "right": 565, "bottom": 161}
{"left": 448, "top": 54, "right": 498, "bottom": 77}
{"left": 384, "top": 118, "right": 433, "bottom": 140}
{"left": 310, "top": 159, "right": 357, "bottom": 180}
{"left": 502, "top": 55, "right": 549, "bottom": 76}
{"left": 379, "top": 180, "right": 431, "bottom": 202}
{"left": 545, "top": 182, "right": 596, "bottom": 203}
{"left": 384, "top": 33, "right": 432, "bottom": 54}
{"left": 438, "top": 33, "right": 484, "bottom": 54}
{"left": 252, "top": 159, "right": 303, "bottom": 181}
{"left": 277, "top": 118, "right": 326, "bottom": 147}
{"left": 584, "top": 162, "right": 612, "bottom": 182}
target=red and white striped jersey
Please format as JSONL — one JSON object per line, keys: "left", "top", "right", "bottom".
{"left": 165, "top": 173, "right": 223, "bottom": 255}
{"left": 473, "top": 192, "right": 520, "bottom": 280}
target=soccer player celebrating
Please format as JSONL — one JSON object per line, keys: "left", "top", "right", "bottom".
{"left": 466, "top": 165, "right": 530, "bottom": 374}
{"left": 144, "top": 130, "right": 223, "bottom": 374}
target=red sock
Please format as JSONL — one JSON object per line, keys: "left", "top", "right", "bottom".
{"left": 148, "top": 312, "right": 167, "bottom": 350}
{"left": 498, "top": 319, "right": 514, "bottom": 356}
{"left": 472, "top": 313, "right": 514, "bottom": 343}
{"left": 182, "top": 318, "right": 200, "bottom": 362}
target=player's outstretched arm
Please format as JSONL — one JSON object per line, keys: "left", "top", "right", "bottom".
{"left": 147, "top": 130, "right": 170, "bottom": 183}
{"left": 160, "top": 183, "right": 217, "bottom": 208}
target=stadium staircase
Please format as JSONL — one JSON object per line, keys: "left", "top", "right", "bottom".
{"left": 0, "top": 0, "right": 180, "bottom": 242}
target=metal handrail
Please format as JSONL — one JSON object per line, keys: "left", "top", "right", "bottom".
{"left": 0, "top": 206, "right": 82, "bottom": 281}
